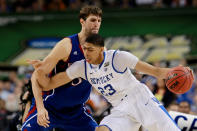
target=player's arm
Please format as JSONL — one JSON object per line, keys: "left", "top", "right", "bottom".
{"left": 31, "top": 38, "right": 71, "bottom": 101}
{"left": 135, "top": 61, "right": 170, "bottom": 79}
{"left": 113, "top": 50, "right": 170, "bottom": 79}
{"left": 31, "top": 72, "right": 50, "bottom": 127}
{"left": 41, "top": 72, "right": 72, "bottom": 91}
{"left": 34, "top": 38, "right": 72, "bottom": 87}
{"left": 42, "top": 60, "right": 86, "bottom": 91}
{"left": 28, "top": 38, "right": 71, "bottom": 127}
{"left": 30, "top": 38, "right": 71, "bottom": 99}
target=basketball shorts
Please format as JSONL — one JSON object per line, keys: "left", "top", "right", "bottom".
{"left": 100, "top": 84, "right": 180, "bottom": 131}
{"left": 21, "top": 102, "right": 98, "bottom": 131}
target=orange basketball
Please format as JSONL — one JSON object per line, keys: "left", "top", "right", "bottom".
{"left": 165, "top": 66, "right": 194, "bottom": 94}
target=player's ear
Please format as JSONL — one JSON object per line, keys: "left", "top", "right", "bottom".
{"left": 100, "top": 47, "right": 104, "bottom": 52}
{"left": 80, "top": 18, "right": 85, "bottom": 25}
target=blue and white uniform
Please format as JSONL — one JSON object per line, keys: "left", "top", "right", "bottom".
{"left": 66, "top": 50, "right": 180, "bottom": 131}
{"left": 22, "top": 34, "right": 97, "bottom": 131}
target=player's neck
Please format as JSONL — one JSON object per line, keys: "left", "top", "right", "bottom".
{"left": 78, "top": 32, "right": 87, "bottom": 45}
{"left": 92, "top": 52, "right": 104, "bottom": 65}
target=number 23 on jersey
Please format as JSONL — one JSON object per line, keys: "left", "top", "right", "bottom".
{"left": 97, "top": 84, "right": 116, "bottom": 96}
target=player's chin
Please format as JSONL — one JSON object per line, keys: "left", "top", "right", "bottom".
{"left": 91, "top": 30, "right": 99, "bottom": 34}
{"left": 86, "top": 59, "right": 91, "bottom": 63}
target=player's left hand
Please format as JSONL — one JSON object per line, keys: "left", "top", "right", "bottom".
{"left": 37, "top": 106, "right": 50, "bottom": 128}
{"left": 186, "top": 67, "right": 194, "bottom": 80}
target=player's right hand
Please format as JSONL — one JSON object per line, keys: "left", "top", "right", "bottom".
{"left": 37, "top": 107, "right": 50, "bottom": 128}
{"left": 27, "top": 59, "right": 43, "bottom": 69}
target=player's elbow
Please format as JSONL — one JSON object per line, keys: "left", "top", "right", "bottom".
{"left": 42, "top": 86, "right": 51, "bottom": 91}
{"left": 33, "top": 69, "right": 50, "bottom": 88}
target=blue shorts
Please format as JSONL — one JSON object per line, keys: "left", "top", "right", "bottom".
{"left": 21, "top": 101, "right": 98, "bottom": 131}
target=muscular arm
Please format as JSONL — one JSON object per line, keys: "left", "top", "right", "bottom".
{"left": 22, "top": 101, "right": 31, "bottom": 123}
{"left": 135, "top": 61, "right": 170, "bottom": 79}
{"left": 36, "top": 38, "right": 72, "bottom": 85}
{"left": 31, "top": 72, "right": 45, "bottom": 110}
{"left": 42, "top": 72, "right": 72, "bottom": 91}
{"left": 113, "top": 50, "right": 170, "bottom": 79}
{"left": 31, "top": 38, "right": 72, "bottom": 110}
{"left": 42, "top": 60, "right": 86, "bottom": 91}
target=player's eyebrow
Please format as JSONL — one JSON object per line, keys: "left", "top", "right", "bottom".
{"left": 88, "top": 46, "right": 95, "bottom": 49}
{"left": 83, "top": 46, "right": 95, "bottom": 50}
{"left": 83, "top": 44, "right": 94, "bottom": 48}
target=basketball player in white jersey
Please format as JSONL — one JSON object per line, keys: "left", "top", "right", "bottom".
{"left": 30, "top": 34, "right": 182, "bottom": 131}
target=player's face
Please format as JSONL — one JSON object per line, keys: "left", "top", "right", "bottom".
{"left": 178, "top": 102, "right": 190, "bottom": 113}
{"left": 83, "top": 15, "right": 101, "bottom": 34}
{"left": 82, "top": 42, "right": 104, "bottom": 64}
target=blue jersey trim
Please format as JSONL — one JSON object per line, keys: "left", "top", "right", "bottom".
{"left": 159, "top": 105, "right": 181, "bottom": 130}
{"left": 90, "top": 63, "right": 93, "bottom": 69}
{"left": 21, "top": 112, "right": 37, "bottom": 130}
{"left": 89, "top": 52, "right": 106, "bottom": 69}
{"left": 98, "top": 125, "right": 112, "bottom": 131}
{"left": 84, "top": 60, "right": 88, "bottom": 81}
{"left": 112, "top": 50, "right": 127, "bottom": 74}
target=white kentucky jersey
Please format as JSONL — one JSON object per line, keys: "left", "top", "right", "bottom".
{"left": 84, "top": 50, "right": 141, "bottom": 106}
{"left": 67, "top": 50, "right": 181, "bottom": 131}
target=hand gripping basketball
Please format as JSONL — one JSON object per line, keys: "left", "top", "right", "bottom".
{"left": 165, "top": 66, "right": 194, "bottom": 94}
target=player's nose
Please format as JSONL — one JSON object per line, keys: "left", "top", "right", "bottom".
{"left": 94, "top": 20, "right": 100, "bottom": 26}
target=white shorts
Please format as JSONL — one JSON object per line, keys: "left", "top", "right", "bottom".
{"left": 100, "top": 110, "right": 141, "bottom": 131}
{"left": 100, "top": 84, "right": 181, "bottom": 131}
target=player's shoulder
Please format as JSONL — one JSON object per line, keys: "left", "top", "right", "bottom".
{"left": 56, "top": 37, "right": 72, "bottom": 50}
{"left": 73, "top": 59, "right": 85, "bottom": 65}
{"left": 113, "top": 50, "right": 131, "bottom": 56}
{"left": 108, "top": 50, "right": 133, "bottom": 60}
{"left": 106, "top": 49, "right": 125, "bottom": 57}
{"left": 106, "top": 49, "right": 116, "bottom": 55}
{"left": 61, "top": 37, "right": 72, "bottom": 45}
{"left": 54, "top": 38, "right": 72, "bottom": 52}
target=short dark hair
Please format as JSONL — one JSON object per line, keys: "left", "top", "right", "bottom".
{"left": 85, "top": 34, "right": 104, "bottom": 47}
{"left": 79, "top": 5, "right": 102, "bottom": 20}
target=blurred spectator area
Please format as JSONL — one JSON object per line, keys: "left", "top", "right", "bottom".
{"left": 7, "top": 34, "right": 195, "bottom": 66}
{"left": 1, "top": 0, "right": 197, "bottom": 13}
{"left": 0, "top": 7, "right": 197, "bottom": 64}
{"left": 106, "top": 35, "right": 191, "bottom": 63}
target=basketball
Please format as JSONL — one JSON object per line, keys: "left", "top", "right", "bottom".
{"left": 165, "top": 66, "right": 194, "bottom": 94}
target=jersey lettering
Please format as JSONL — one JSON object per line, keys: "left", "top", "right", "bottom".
{"left": 90, "top": 73, "right": 114, "bottom": 84}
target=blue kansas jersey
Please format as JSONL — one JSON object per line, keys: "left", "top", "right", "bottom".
{"left": 44, "top": 34, "right": 92, "bottom": 109}
{"left": 22, "top": 34, "right": 97, "bottom": 131}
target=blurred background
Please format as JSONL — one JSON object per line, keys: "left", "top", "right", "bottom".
{"left": 0, "top": 0, "right": 197, "bottom": 130}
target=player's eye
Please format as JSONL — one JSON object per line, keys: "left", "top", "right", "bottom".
{"left": 90, "top": 19, "right": 96, "bottom": 22}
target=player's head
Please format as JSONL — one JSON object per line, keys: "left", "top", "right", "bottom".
{"left": 82, "top": 34, "right": 104, "bottom": 64}
{"left": 178, "top": 100, "right": 191, "bottom": 114}
{"left": 79, "top": 5, "right": 102, "bottom": 35}
{"left": 167, "top": 101, "right": 178, "bottom": 112}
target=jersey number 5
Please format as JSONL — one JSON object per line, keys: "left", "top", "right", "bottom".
{"left": 98, "top": 84, "right": 116, "bottom": 96}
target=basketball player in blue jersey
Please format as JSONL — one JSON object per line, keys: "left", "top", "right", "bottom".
{"left": 22, "top": 6, "right": 102, "bottom": 131}
{"left": 30, "top": 34, "right": 194, "bottom": 131}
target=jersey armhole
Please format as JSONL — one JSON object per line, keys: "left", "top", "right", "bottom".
{"left": 112, "top": 50, "right": 127, "bottom": 74}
